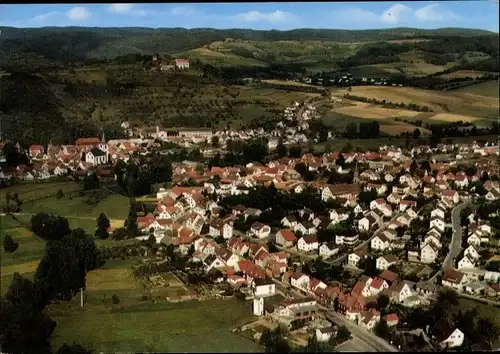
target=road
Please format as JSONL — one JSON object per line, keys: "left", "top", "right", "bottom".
{"left": 271, "top": 278, "right": 399, "bottom": 352}
{"left": 443, "top": 203, "right": 468, "bottom": 271}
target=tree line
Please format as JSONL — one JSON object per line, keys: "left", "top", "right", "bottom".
{"left": 1, "top": 213, "right": 102, "bottom": 353}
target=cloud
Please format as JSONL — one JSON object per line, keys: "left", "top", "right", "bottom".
{"left": 32, "top": 11, "right": 59, "bottom": 23}
{"left": 108, "top": 3, "right": 147, "bottom": 16}
{"left": 381, "top": 4, "right": 412, "bottom": 23}
{"left": 169, "top": 6, "right": 198, "bottom": 17}
{"left": 337, "top": 8, "right": 380, "bottom": 23}
{"left": 67, "top": 6, "right": 89, "bottom": 21}
{"left": 234, "top": 10, "right": 295, "bottom": 24}
{"left": 415, "top": 4, "right": 460, "bottom": 22}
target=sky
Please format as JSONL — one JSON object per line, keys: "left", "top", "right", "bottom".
{"left": 0, "top": 2, "right": 498, "bottom": 32}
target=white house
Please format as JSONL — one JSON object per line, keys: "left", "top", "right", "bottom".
{"left": 432, "top": 320, "right": 465, "bottom": 349}
{"left": 298, "top": 235, "right": 319, "bottom": 252}
{"left": 429, "top": 216, "right": 446, "bottom": 233}
{"left": 315, "top": 327, "right": 337, "bottom": 342}
{"left": 464, "top": 244, "right": 480, "bottom": 260}
{"left": 442, "top": 269, "right": 468, "bottom": 291}
{"left": 371, "top": 234, "right": 390, "bottom": 251}
{"left": 420, "top": 243, "right": 439, "bottom": 264}
{"left": 376, "top": 255, "right": 398, "bottom": 270}
{"left": 431, "top": 207, "right": 446, "bottom": 220}
{"left": 318, "top": 243, "right": 339, "bottom": 259}
{"left": 250, "top": 222, "right": 271, "bottom": 239}
{"left": 458, "top": 255, "right": 476, "bottom": 270}
{"left": 252, "top": 278, "right": 276, "bottom": 297}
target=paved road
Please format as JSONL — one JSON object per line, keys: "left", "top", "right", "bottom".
{"left": 443, "top": 203, "right": 468, "bottom": 271}
{"left": 325, "top": 311, "right": 399, "bottom": 352}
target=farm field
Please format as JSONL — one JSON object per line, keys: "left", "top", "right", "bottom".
{"left": 340, "top": 85, "right": 499, "bottom": 119}
{"left": 262, "top": 79, "right": 319, "bottom": 88}
{"left": 48, "top": 298, "right": 261, "bottom": 353}
{"left": 380, "top": 122, "right": 431, "bottom": 136}
{"left": 428, "top": 113, "right": 481, "bottom": 123}
{"left": 453, "top": 80, "right": 499, "bottom": 98}
{"left": 333, "top": 102, "right": 421, "bottom": 120}
{"left": 436, "top": 70, "right": 493, "bottom": 80}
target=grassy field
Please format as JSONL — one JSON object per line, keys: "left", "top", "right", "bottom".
{"left": 0, "top": 182, "right": 82, "bottom": 204}
{"left": 453, "top": 80, "right": 499, "bottom": 98}
{"left": 457, "top": 298, "right": 500, "bottom": 326}
{"left": 48, "top": 297, "right": 261, "bottom": 353}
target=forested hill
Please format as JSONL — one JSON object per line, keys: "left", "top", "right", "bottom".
{"left": 0, "top": 26, "right": 497, "bottom": 64}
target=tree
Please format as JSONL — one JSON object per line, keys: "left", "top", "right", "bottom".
{"left": 3, "top": 234, "right": 19, "bottom": 253}
{"left": 412, "top": 128, "right": 421, "bottom": 139}
{"left": 30, "top": 213, "right": 71, "bottom": 241}
{"left": 125, "top": 198, "right": 139, "bottom": 237}
{"left": 336, "top": 326, "right": 351, "bottom": 342}
{"left": 95, "top": 213, "right": 110, "bottom": 239}
{"left": 344, "top": 122, "right": 358, "bottom": 139}
{"left": 56, "top": 189, "right": 64, "bottom": 199}
{"left": 318, "top": 129, "right": 328, "bottom": 142}
{"left": 112, "top": 294, "right": 120, "bottom": 305}
{"left": 211, "top": 136, "right": 219, "bottom": 147}
{"left": 374, "top": 319, "right": 390, "bottom": 339}
{"left": 276, "top": 139, "right": 288, "bottom": 158}
{"left": 289, "top": 145, "right": 302, "bottom": 158}
{"left": 377, "top": 294, "right": 390, "bottom": 310}
{"left": 34, "top": 229, "right": 101, "bottom": 302}
{"left": 336, "top": 153, "right": 345, "bottom": 168}
{"left": 57, "top": 343, "right": 92, "bottom": 354}
{"left": 5, "top": 273, "right": 42, "bottom": 311}
{"left": 0, "top": 297, "right": 56, "bottom": 354}
{"left": 83, "top": 173, "right": 100, "bottom": 190}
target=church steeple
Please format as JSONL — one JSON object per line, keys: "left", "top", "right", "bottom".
{"left": 101, "top": 129, "right": 106, "bottom": 143}
{"left": 353, "top": 160, "right": 360, "bottom": 184}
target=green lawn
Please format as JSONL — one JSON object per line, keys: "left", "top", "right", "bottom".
{"left": 457, "top": 298, "right": 500, "bottom": 326}
{"left": 321, "top": 110, "right": 371, "bottom": 128}
{"left": 453, "top": 80, "right": 499, "bottom": 98}
{"left": 48, "top": 299, "right": 262, "bottom": 353}
{"left": 0, "top": 181, "right": 82, "bottom": 203}
{"left": 21, "top": 193, "right": 129, "bottom": 220}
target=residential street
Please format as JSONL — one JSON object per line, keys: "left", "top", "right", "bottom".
{"left": 443, "top": 203, "right": 468, "bottom": 270}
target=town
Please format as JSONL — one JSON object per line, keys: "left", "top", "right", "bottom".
{"left": 1, "top": 101, "right": 499, "bottom": 352}
{"left": 1, "top": 2, "right": 499, "bottom": 353}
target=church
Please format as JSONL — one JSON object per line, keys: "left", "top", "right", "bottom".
{"left": 83, "top": 132, "right": 109, "bottom": 166}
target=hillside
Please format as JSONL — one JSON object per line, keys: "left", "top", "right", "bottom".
{"left": 0, "top": 27, "right": 498, "bottom": 74}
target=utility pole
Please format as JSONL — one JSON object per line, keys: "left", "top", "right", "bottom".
{"left": 80, "top": 287, "right": 84, "bottom": 308}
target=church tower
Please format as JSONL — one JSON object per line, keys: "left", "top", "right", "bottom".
{"left": 353, "top": 160, "right": 360, "bottom": 184}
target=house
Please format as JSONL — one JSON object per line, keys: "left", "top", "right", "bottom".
{"left": 250, "top": 222, "right": 271, "bottom": 239}
{"left": 252, "top": 278, "right": 276, "bottom": 297}
{"left": 415, "top": 280, "right": 438, "bottom": 297}
{"left": 371, "top": 234, "right": 390, "bottom": 251}
{"left": 384, "top": 313, "right": 399, "bottom": 327}
{"left": 315, "top": 327, "right": 338, "bottom": 342}
{"left": 420, "top": 243, "right": 439, "bottom": 264}
{"left": 298, "top": 235, "right": 319, "bottom": 252}
{"left": 361, "top": 310, "right": 381, "bottom": 330}
{"left": 458, "top": 254, "right": 477, "bottom": 270}
{"left": 85, "top": 148, "right": 107, "bottom": 166}
{"left": 321, "top": 183, "right": 360, "bottom": 202}
{"left": 376, "top": 255, "right": 398, "bottom": 270}
{"left": 464, "top": 245, "right": 480, "bottom": 260}
{"left": 337, "top": 293, "right": 366, "bottom": 316}
{"left": 335, "top": 233, "right": 359, "bottom": 246}
{"left": 431, "top": 319, "right": 464, "bottom": 349}
{"left": 429, "top": 216, "right": 446, "bottom": 233}
{"left": 465, "top": 281, "right": 486, "bottom": 296}
{"left": 442, "top": 269, "right": 468, "bottom": 291}
{"left": 290, "top": 272, "right": 310, "bottom": 292}
{"left": 442, "top": 190, "right": 460, "bottom": 204}
{"left": 348, "top": 249, "right": 368, "bottom": 267}
{"left": 276, "top": 229, "right": 297, "bottom": 248}
{"left": 318, "top": 242, "right": 339, "bottom": 259}
{"left": 359, "top": 215, "right": 377, "bottom": 232}
{"left": 369, "top": 277, "right": 389, "bottom": 295}
{"left": 380, "top": 269, "right": 398, "bottom": 284}
{"left": 431, "top": 207, "right": 446, "bottom": 220}
{"left": 175, "top": 58, "right": 190, "bottom": 70}
{"left": 387, "top": 281, "right": 413, "bottom": 304}
{"left": 281, "top": 215, "right": 298, "bottom": 228}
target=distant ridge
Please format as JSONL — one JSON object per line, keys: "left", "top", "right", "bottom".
{"left": 0, "top": 26, "right": 497, "bottom": 64}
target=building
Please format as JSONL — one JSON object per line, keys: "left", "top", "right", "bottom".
{"left": 432, "top": 319, "right": 465, "bottom": 349}
{"left": 86, "top": 147, "right": 107, "bottom": 166}
{"left": 175, "top": 58, "right": 190, "bottom": 70}
{"left": 252, "top": 278, "right": 276, "bottom": 297}
{"left": 316, "top": 327, "right": 338, "bottom": 342}
{"left": 276, "top": 229, "right": 297, "bottom": 248}
{"left": 298, "top": 235, "right": 319, "bottom": 252}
